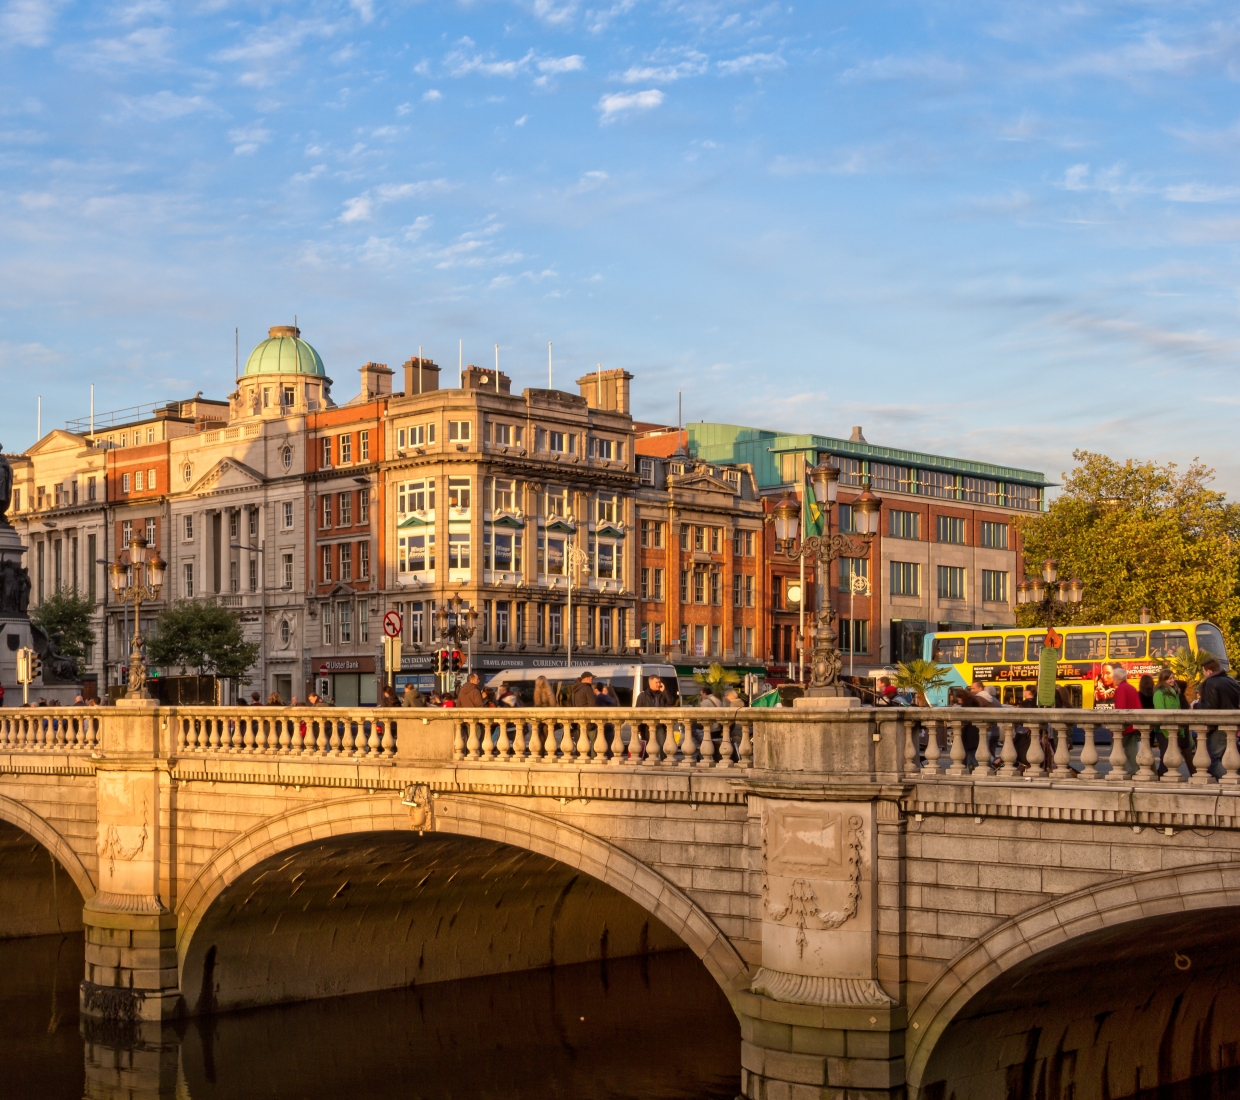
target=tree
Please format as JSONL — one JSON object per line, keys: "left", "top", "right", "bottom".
{"left": 893, "top": 660, "right": 954, "bottom": 706}
{"left": 29, "top": 586, "right": 96, "bottom": 674}
{"left": 147, "top": 601, "right": 259, "bottom": 687}
{"left": 1015, "top": 451, "right": 1240, "bottom": 660}
{"left": 1168, "top": 646, "right": 1210, "bottom": 704}
{"left": 693, "top": 662, "right": 742, "bottom": 695}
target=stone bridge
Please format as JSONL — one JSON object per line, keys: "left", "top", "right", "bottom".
{"left": 4, "top": 702, "right": 1240, "bottom": 1099}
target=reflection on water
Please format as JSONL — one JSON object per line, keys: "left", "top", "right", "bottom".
{"left": 0, "top": 935, "right": 739, "bottom": 1100}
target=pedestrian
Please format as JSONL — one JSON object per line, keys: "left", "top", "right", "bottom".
{"left": 251, "top": 691, "right": 262, "bottom": 706}
{"left": 636, "top": 675, "right": 671, "bottom": 708}
{"left": 876, "top": 676, "right": 898, "bottom": 705}
{"left": 498, "top": 686, "right": 520, "bottom": 707}
{"left": 289, "top": 695, "right": 300, "bottom": 707}
{"left": 1111, "top": 666, "right": 1143, "bottom": 776}
{"left": 698, "top": 685, "right": 723, "bottom": 709}
{"left": 533, "top": 675, "right": 555, "bottom": 708}
{"left": 722, "top": 686, "right": 743, "bottom": 707}
{"left": 73, "top": 694, "right": 85, "bottom": 706}
{"left": 381, "top": 684, "right": 399, "bottom": 707}
{"left": 428, "top": 691, "right": 443, "bottom": 707}
{"left": 1197, "top": 658, "right": 1240, "bottom": 776}
{"left": 456, "top": 671, "right": 486, "bottom": 708}
{"left": 1018, "top": 686, "right": 1037, "bottom": 708}
{"left": 1152, "top": 667, "right": 1190, "bottom": 777}
{"left": 970, "top": 680, "right": 999, "bottom": 706}
{"left": 307, "top": 692, "right": 322, "bottom": 707}
{"left": 402, "top": 682, "right": 425, "bottom": 707}
{"left": 267, "top": 691, "right": 281, "bottom": 706}
{"left": 593, "top": 681, "right": 616, "bottom": 706}
{"left": 1138, "top": 674, "right": 1155, "bottom": 710}
{"left": 570, "top": 671, "right": 596, "bottom": 707}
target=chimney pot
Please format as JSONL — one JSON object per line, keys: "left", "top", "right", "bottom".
{"left": 850, "top": 425, "right": 867, "bottom": 443}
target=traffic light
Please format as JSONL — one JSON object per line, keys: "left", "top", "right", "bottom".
{"left": 450, "top": 650, "right": 463, "bottom": 672}
{"left": 15, "top": 648, "right": 28, "bottom": 684}
{"left": 28, "top": 651, "right": 41, "bottom": 683}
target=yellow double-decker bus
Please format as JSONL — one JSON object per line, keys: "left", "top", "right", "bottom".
{"left": 922, "top": 621, "right": 1229, "bottom": 707}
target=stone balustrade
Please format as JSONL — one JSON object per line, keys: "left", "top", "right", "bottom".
{"left": 0, "top": 709, "right": 102, "bottom": 751}
{"left": 174, "top": 709, "right": 397, "bottom": 758}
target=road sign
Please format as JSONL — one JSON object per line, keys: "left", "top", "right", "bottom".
{"left": 383, "top": 610, "right": 403, "bottom": 638}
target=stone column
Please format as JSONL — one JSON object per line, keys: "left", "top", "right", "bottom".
{"left": 81, "top": 707, "right": 181, "bottom": 1023}
{"left": 739, "top": 795, "right": 905, "bottom": 1097}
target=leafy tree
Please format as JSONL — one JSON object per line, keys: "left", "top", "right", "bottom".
{"left": 693, "top": 662, "right": 742, "bottom": 695}
{"left": 29, "top": 586, "right": 96, "bottom": 673}
{"left": 893, "top": 660, "right": 954, "bottom": 706}
{"left": 147, "top": 600, "right": 259, "bottom": 685}
{"left": 1168, "top": 646, "right": 1210, "bottom": 703}
{"left": 1015, "top": 451, "right": 1240, "bottom": 661}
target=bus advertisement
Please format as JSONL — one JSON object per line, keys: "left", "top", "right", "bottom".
{"left": 922, "top": 621, "right": 1229, "bottom": 708}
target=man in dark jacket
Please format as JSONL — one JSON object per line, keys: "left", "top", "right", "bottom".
{"left": 636, "top": 675, "right": 671, "bottom": 708}
{"left": 1198, "top": 659, "right": 1240, "bottom": 776}
{"left": 456, "top": 672, "right": 486, "bottom": 709}
{"left": 569, "top": 672, "right": 596, "bottom": 707}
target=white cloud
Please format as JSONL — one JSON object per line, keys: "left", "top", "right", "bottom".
{"left": 531, "top": 0, "right": 578, "bottom": 26}
{"left": 839, "top": 55, "right": 965, "bottom": 84}
{"left": 1057, "top": 162, "right": 1143, "bottom": 196}
{"left": 538, "top": 54, "right": 584, "bottom": 74}
{"left": 514, "top": 114, "right": 528, "bottom": 126}
{"left": 597, "top": 88, "right": 664, "bottom": 123}
{"left": 717, "top": 53, "right": 785, "bottom": 76}
{"left": 119, "top": 91, "right": 217, "bottom": 121}
{"left": 350, "top": 0, "right": 374, "bottom": 24}
{"left": 422, "top": 89, "right": 442, "bottom": 101}
{"left": 229, "top": 122, "right": 271, "bottom": 155}
{"left": 1163, "top": 183, "right": 1240, "bottom": 204}
{"left": 585, "top": 0, "right": 634, "bottom": 34}
{"left": 70, "top": 26, "right": 175, "bottom": 72}
{"left": 619, "top": 51, "right": 707, "bottom": 83}
{"left": 339, "top": 195, "right": 372, "bottom": 223}
{"left": 443, "top": 41, "right": 584, "bottom": 81}
{"left": 562, "top": 169, "right": 608, "bottom": 195}
{"left": 339, "top": 180, "right": 453, "bottom": 222}
{"left": 1, "top": 0, "right": 64, "bottom": 47}
{"left": 404, "top": 215, "right": 432, "bottom": 241}
{"left": 396, "top": 102, "right": 412, "bottom": 115}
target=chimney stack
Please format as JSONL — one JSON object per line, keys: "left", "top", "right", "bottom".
{"left": 358, "top": 361, "right": 394, "bottom": 400}
{"left": 402, "top": 356, "right": 440, "bottom": 396}
{"left": 462, "top": 365, "right": 512, "bottom": 394}
{"left": 849, "top": 425, "right": 867, "bottom": 443}
{"left": 576, "top": 368, "right": 633, "bottom": 413}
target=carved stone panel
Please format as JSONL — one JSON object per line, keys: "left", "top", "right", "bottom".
{"left": 95, "top": 770, "right": 162, "bottom": 911}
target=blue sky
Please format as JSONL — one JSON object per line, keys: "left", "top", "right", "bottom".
{"left": 2, "top": 1, "right": 1239, "bottom": 491}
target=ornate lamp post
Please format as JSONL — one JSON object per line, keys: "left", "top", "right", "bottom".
{"left": 773, "top": 464, "right": 882, "bottom": 697}
{"left": 564, "top": 540, "right": 590, "bottom": 668}
{"left": 436, "top": 594, "right": 479, "bottom": 679}
{"left": 1015, "top": 559, "right": 1084, "bottom": 628}
{"left": 108, "top": 535, "right": 166, "bottom": 703}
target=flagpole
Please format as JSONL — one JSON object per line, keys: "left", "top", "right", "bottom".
{"left": 799, "top": 456, "right": 806, "bottom": 685}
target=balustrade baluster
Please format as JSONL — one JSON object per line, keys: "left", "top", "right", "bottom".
{"left": 680, "top": 722, "right": 699, "bottom": 767}
{"left": 1079, "top": 723, "right": 1100, "bottom": 780}
{"left": 527, "top": 722, "right": 544, "bottom": 761}
{"left": 496, "top": 721, "right": 512, "bottom": 761}
{"left": 609, "top": 722, "right": 628, "bottom": 765}
{"left": 466, "top": 721, "right": 481, "bottom": 760}
{"left": 995, "top": 721, "right": 1019, "bottom": 778}
{"left": 1105, "top": 722, "right": 1128, "bottom": 782}
{"left": 592, "top": 721, "right": 608, "bottom": 762}
{"left": 453, "top": 722, "right": 465, "bottom": 760}
{"left": 738, "top": 721, "right": 753, "bottom": 768}
{"left": 1189, "top": 727, "right": 1214, "bottom": 786}
{"left": 340, "top": 721, "right": 355, "bottom": 755}
{"left": 1161, "top": 721, "right": 1186, "bottom": 783}
{"left": 641, "top": 723, "right": 661, "bottom": 766}
{"left": 278, "top": 720, "right": 291, "bottom": 754}
{"left": 381, "top": 720, "right": 394, "bottom": 756}
{"left": 1025, "top": 721, "right": 1047, "bottom": 779}
{"left": 368, "top": 721, "right": 381, "bottom": 756}
{"left": 945, "top": 719, "right": 968, "bottom": 777}
{"left": 1220, "top": 726, "right": 1240, "bottom": 787}
{"left": 1134, "top": 722, "right": 1157, "bottom": 782}
{"left": 314, "top": 722, "right": 327, "bottom": 754}
{"left": 903, "top": 721, "right": 920, "bottom": 776}
{"left": 209, "top": 720, "right": 221, "bottom": 752}
{"left": 1052, "top": 722, "right": 1073, "bottom": 778}
{"left": 329, "top": 722, "right": 342, "bottom": 755}
{"left": 924, "top": 721, "right": 942, "bottom": 774}
{"left": 243, "top": 720, "right": 255, "bottom": 753}
{"left": 512, "top": 721, "right": 527, "bottom": 760}
{"left": 699, "top": 720, "right": 717, "bottom": 768}
{"left": 717, "top": 721, "right": 735, "bottom": 768}
{"left": 573, "top": 721, "right": 589, "bottom": 761}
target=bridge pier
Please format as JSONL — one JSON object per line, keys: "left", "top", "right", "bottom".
{"left": 736, "top": 993, "right": 906, "bottom": 1098}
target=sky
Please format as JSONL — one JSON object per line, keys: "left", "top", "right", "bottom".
{"left": 2, "top": 1, "right": 1239, "bottom": 492}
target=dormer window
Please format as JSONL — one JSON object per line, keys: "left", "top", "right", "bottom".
{"left": 639, "top": 458, "right": 655, "bottom": 485}
{"left": 283, "top": 386, "right": 295, "bottom": 406}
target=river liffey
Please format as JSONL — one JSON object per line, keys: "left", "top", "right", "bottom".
{"left": 2, "top": 935, "right": 741, "bottom": 1099}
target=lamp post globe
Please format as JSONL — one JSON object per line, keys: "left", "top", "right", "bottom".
{"left": 772, "top": 497, "right": 799, "bottom": 546}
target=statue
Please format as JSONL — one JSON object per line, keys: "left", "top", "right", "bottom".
{"left": 0, "top": 445, "right": 12, "bottom": 518}
{"left": 0, "top": 559, "right": 29, "bottom": 615}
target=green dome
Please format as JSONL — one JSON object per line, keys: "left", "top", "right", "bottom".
{"left": 241, "top": 325, "right": 328, "bottom": 379}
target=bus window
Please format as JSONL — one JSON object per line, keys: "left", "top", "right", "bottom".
{"left": 933, "top": 637, "right": 965, "bottom": 664}
{"left": 1108, "top": 631, "right": 1146, "bottom": 659}
{"left": 1004, "top": 636, "right": 1025, "bottom": 662}
{"left": 966, "top": 636, "right": 1002, "bottom": 663}
{"left": 1061, "top": 684, "right": 1083, "bottom": 708}
{"left": 1028, "top": 636, "right": 1044, "bottom": 659}
{"left": 1064, "top": 632, "right": 1106, "bottom": 660}
{"left": 1195, "top": 624, "right": 1229, "bottom": 665}
{"left": 1001, "top": 685, "right": 1025, "bottom": 705}
{"left": 1150, "top": 629, "right": 1189, "bottom": 658}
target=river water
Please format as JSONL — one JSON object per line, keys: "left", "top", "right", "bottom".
{"left": 1, "top": 935, "right": 741, "bottom": 1099}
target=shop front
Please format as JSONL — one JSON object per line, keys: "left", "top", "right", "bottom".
{"left": 313, "top": 656, "right": 377, "bottom": 706}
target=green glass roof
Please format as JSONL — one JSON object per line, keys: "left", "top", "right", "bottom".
{"left": 241, "top": 325, "right": 328, "bottom": 379}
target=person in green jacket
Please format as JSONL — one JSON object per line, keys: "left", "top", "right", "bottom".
{"left": 1152, "top": 668, "right": 1192, "bottom": 777}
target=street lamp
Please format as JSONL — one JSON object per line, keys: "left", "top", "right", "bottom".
{"left": 108, "top": 535, "right": 166, "bottom": 703}
{"left": 564, "top": 540, "right": 590, "bottom": 668}
{"left": 1015, "top": 558, "right": 1084, "bottom": 629}
{"left": 775, "top": 483, "right": 882, "bottom": 697}
{"left": 435, "top": 593, "right": 478, "bottom": 688}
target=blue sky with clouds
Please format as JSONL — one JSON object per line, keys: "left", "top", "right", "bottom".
{"left": 2, "top": 1, "right": 1239, "bottom": 490}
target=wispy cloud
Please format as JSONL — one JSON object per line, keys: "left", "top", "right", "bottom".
{"left": 1045, "top": 29, "right": 1233, "bottom": 80}
{"left": 839, "top": 55, "right": 966, "bottom": 84}
{"left": 229, "top": 122, "right": 271, "bottom": 155}
{"left": 117, "top": 91, "right": 217, "bottom": 121}
{"left": 1163, "top": 183, "right": 1240, "bottom": 203}
{"left": 597, "top": 88, "right": 664, "bottom": 123}
{"left": 562, "top": 169, "right": 608, "bottom": 195}
{"left": 422, "top": 88, "right": 442, "bottom": 102}
{"left": 717, "top": 52, "right": 785, "bottom": 76}
{"left": 68, "top": 27, "right": 175, "bottom": 72}
{"left": 339, "top": 179, "right": 453, "bottom": 222}
{"left": 619, "top": 51, "right": 707, "bottom": 83}
{"left": 443, "top": 40, "right": 584, "bottom": 82}
{"left": 1, "top": 0, "right": 64, "bottom": 47}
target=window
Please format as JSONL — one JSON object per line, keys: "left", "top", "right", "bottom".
{"left": 339, "top": 543, "right": 353, "bottom": 581}
{"left": 1150, "top": 628, "right": 1189, "bottom": 658}
{"left": 1064, "top": 632, "right": 1106, "bottom": 660}
{"left": 229, "top": 560, "right": 239, "bottom": 594}
{"left": 549, "top": 605, "right": 562, "bottom": 647}
{"left": 134, "top": 470, "right": 144, "bottom": 492}
{"left": 1196, "top": 624, "right": 1229, "bottom": 662}
{"left": 448, "top": 420, "right": 471, "bottom": 442}
{"left": 359, "top": 431, "right": 369, "bottom": 461}
{"left": 745, "top": 531, "right": 755, "bottom": 556}
{"left": 839, "top": 557, "right": 869, "bottom": 593}
{"left": 639, "top": 458, "right": 655, "bottom": 485}
{"left": 485, "top": 531, "right": 522, "bottom": 572}
{"left": 1004, "top": 635, "right": 1025, "bottom": 662}
{"left": 936, "top": 516, "right": 966, "bottom": 544}
{"left": 183, "top": 464, "right": 192, "bottom": 484}
{"left": 229, "top": 511, "right": 239, "bottom": 539}
{"left": 283, "top": 501, "right": 294, "bottom": 528}
{"left": 282, "top": 446, "right": 292, "bottom": 470}
{"left": 280, "top": 620, "right": 291, "bottom": 645}
{"left": 889, "top": 510, "right": 920, "bottom": 539}
{"left": 359, "top": 603, "right": 369, "bottom": 642}
{"left": 143, "top": 518, "right": 154, "bottom": 545}
{"left": 184, "top": 515, "right": 194, "bottom": 540}
{"left": 1005, "top": 483, "right": 1042, "bottom": 512}
{"left": 11, "top": 489, "right": 18, "bottom": 511}
{"left": 733, "top": 575, "right": 743, "bottom": 607}
{"left": 932, "top": 636, "right": 964, "bottom": 663}
{"left": 779, "top": 453, "right": 798, "bottom": 484}
{"left": 339, "top": 492, "right": 352, "bottom": 526}
{"left": 837, "top": 504, "right": 855, "bottom": 535}
{"left": 693, "top": 570, "right": 705, "bottom": 603}
{"left": 981, "top": 569, "right": 1008, "bottom": 603}
{"left": 745, "top": 575, "right": 755, "bottom": 607}
{"left": 283, "top": 385, "right": 295, "bottom": 407}
{"left": 980, "top": 521, "right": 1008, "bottom": 549}
{"left": 545, "top": 486, "right": 568, "bottom": 517}
{"left": 121, "top": 473, "right": 130, "bottom": 494}
{"left": 641, "top": 568, "right": 664, "bottom": 601}
{"left": 839, "top": 619, "right": 870, "bottom": 654}
{"left": 710, "top": 571, "right": 722, "bottom": 605}
{"left": 937, "top": 565, "right": 965, "bottom": 599}
{"left": 282, "top": 553, "right": 293, "bottom": 588}
{"left": 892, "top": 563, "right": 922, "bottom": 597}
{"left": 921, "top": 471, "right": 958, "bottom": 499}
{"left": 398, "top": 428, "right": 406, "bottom": 449}
{"left": 744, "top": 626, "right": 754, "bottom": 658}
{"left": 679, "top": 525, "right": 689, "bottom": 551}
{"left": 399, "top": 534, "right": 434, "bottom": 573}
{"left": 399, "top": 479, "right": 435, "bottom": 514}
{"left": 339, "top": 603, "right": 352, "bottom": 643}
{"left": 640, "top": 520, "right": 663, "bottom": 548}
{"left": 359, "top": 491, "right": 369, "bottom": 523}
{"left": 322, "top": 603, "right": 333, "bottom": 646}
{"left": 711, "top": 527, "right": 722, "bottom": 553}
{"left": 591, "top": 437, "right": 616, "bottom": 460}
{"left": 448, "top": 532, "right": 471, "bottom": 570}
{"left": 491, "top": 478, "right": 516, "bottom": 512}
{"left": 967, "top": 636, "right": 1002, "bottom": 662}
{"left": 249, "top": 509, "right": 258, "bottom": 537}
{"left": 87, "top": 477, "right": 96, "bottom": 501}
{"left": 710, "top": 625, "right": 721, "bottom": 656}
{"left": 359, "top": 541, "right": 369, "bottom": 579}
{"left": 147, "top": 468, "right": 157, "bottom": 491}
{"left": 321, "top": 496, "right": 332, "bottom": 528}
{"left": 407, "top": 424, "right": 430, "bottom": 447}
{"left": 869, "top": 463, "right": 913, "bottom": 494}
{"left": 547, "top": 430, "right": 567, "bottom": 452}
{"left": 962, "top": 478, "right": 1000, "bottom": 505}
{"left": 680, "top": 569, "right": 689, "bottom": 602}
{"left": 492, "top": 422, "right": 518, "bottom": 446}
{"left": 147, "top": 428, "right": 155, "bottom": 444}
{"left": 339, "top": 434, "right": 352, "bottom": 464}
{"left": 321, "top": 437, "right": 332, "bottom": 466}
{"left": 122, "top": 520, "right": 132, "bottom": 544}
{"left": 321, "top": 545, "right": 332, "bottom": 583}
{"left": 448, "top": 477, "right": 471, "bottom": 511}
{"left": 597, "top": 494, "right": 617, "bottom": 523}
{"left": 1108, "top": 631, "right": 1147, "bottom": 659}
{"left": 249, "top": 557, "right": 258, "bottom": 593}
{"left": 596, "top": 541, "right": 620, "bottom": 579}
{"left": 540, "top": 536, "right": 566, "bottom": 576}
{"left": 183, "top": 563, "right": 194, "bottom": 598}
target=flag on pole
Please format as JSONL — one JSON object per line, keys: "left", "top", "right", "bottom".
{"left": 804, "top": 478, "right": 824, "bottom": 538}
{"left": 751, "top": 688, "right": 781, "bottom": 708}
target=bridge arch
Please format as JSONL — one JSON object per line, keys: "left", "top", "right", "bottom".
{"left": 0, "top": 791, "right": 95, "bottom": 902}
{"left": 176, "top": 791, "right": 750, "bottom": 1002}
{"left": 906, "top": 861, "right": 1240, "bottom": 1093}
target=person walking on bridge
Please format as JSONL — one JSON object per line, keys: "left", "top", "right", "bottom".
{"left": 1197, "top": 658, "right": 1240, "bottom": 777}
{"left": 456, "top": 671, "right": 486, "bottom": 709}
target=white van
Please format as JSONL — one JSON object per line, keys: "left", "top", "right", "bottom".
{"left": 484, "top": 664, "right": 680, "bottom": 707}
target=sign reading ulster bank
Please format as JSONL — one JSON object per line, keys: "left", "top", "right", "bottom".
{"left": 316, "top": 657, "right": 375, "bottom": 674}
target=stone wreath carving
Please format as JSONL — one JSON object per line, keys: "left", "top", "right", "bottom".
{"left": 97, "top": 797, "right": 148, "bottom": 878}
{"left": 400, "top": 783, "right": 435, "bottom": 834}
{"left": 763, "top": 813, "right": 864, "bottom": 958}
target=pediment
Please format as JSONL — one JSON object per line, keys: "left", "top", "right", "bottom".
{"left": 673, "top": 473, "right": 734, "bottom": 494}
{"left": 188, "top": 458, "right": 266, "bottom": 495}
{"left": 25, "top": 429, "right": 89, "bottom": 456}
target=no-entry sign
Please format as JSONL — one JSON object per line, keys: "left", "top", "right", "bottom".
{"left": 383, "top": 610, "right": 403, "bottom": 638}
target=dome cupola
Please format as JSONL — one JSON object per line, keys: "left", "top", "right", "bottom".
{"left": 241, "top": 325, "right": 329, "bottom": 381}
{"left": 233, "top": 324, "right": 334, "bottom": 420}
